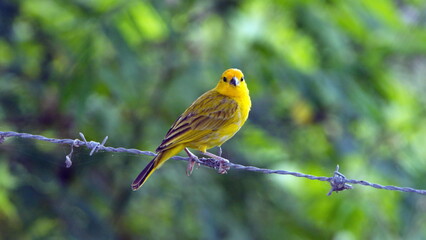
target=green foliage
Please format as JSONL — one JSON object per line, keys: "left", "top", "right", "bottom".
{"left": 1, "top": 0, "right": 426, "bottom": 239}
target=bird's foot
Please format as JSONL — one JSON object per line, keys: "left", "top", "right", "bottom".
{"left": 202, "top": 151, "right": 230, "bottom": 174}
{"left": 218, "top": 159, "right": 230, "bottom": 174}
{"left": 185, "top": 148, "right": 200, "bottom": 176}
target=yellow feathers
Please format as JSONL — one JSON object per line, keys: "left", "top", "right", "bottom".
{"left": 131, "top": 68, "right": 251, "bottom": 190}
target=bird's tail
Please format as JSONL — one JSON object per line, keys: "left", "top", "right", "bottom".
{"left": 131, "top": 145, "right": 183, "bottom": 190}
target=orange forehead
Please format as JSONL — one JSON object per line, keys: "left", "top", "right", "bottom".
{"left": 222, "top": 68, "right": 244, "bottom": 79}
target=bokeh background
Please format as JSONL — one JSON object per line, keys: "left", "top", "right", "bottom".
{"left": 1, "top": 0, "right": 426, "bottom": 239}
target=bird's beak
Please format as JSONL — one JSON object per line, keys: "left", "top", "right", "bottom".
{"left": 230, "top": 77, "right": 239, "bottom": 87}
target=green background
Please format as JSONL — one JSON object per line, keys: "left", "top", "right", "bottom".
{"left": 1, "top": 0, "right": 426, "bottom": 239}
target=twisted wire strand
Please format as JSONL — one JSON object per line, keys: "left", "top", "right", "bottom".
{"left": 1, "top": 131, "right": 425, "bottom": 195}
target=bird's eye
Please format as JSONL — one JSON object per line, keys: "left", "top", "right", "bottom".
{"left": 223, "top": 77, "right": 227, "bottom": 82}
{"left": 241, "top": 77, "right": 244, "bottom": 82}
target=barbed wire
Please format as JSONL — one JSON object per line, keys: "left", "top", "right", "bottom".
{"left": 0, "top": 131, "right": 425, "bottom": 196}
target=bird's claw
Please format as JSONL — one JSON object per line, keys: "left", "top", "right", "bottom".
{"left": 185, "top": 148, "right": 200, "bottom": 176}
{"left": 186, "top": 160, "right": 194, "bottom": 176}
{"left": 186, "top": 157, "right": 200, "bottom": 176}
{"left": 217, "top": 159, "right": 230, "bottom": 174}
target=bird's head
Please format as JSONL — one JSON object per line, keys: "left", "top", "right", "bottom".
{"left": 215, "top": 68, "right": 248, "bottom": 97}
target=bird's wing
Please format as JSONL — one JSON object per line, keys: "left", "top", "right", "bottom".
{"left": 156, "top": 90, "right": 238, "bottom": 152}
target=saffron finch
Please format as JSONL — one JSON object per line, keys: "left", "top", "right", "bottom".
{"left": 131, "top": 68, "right": 251, "bottom": 190}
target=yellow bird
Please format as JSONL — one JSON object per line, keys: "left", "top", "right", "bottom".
{"left": 132, "top": 68, "right": 251, "bottom": 190}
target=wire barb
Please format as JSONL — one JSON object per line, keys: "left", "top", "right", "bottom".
{"left": 79, "top": 132, "right": 109, "bottom": 156}
{"left": 327, "top": 165, "right": 353, "bottom": 196}
{"left": 0, "top": 130, "right": 426, "bottom": 196}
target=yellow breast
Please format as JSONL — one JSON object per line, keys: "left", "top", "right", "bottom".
{"left": 193, "top": 93, "right": 251, "bottom": 151}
